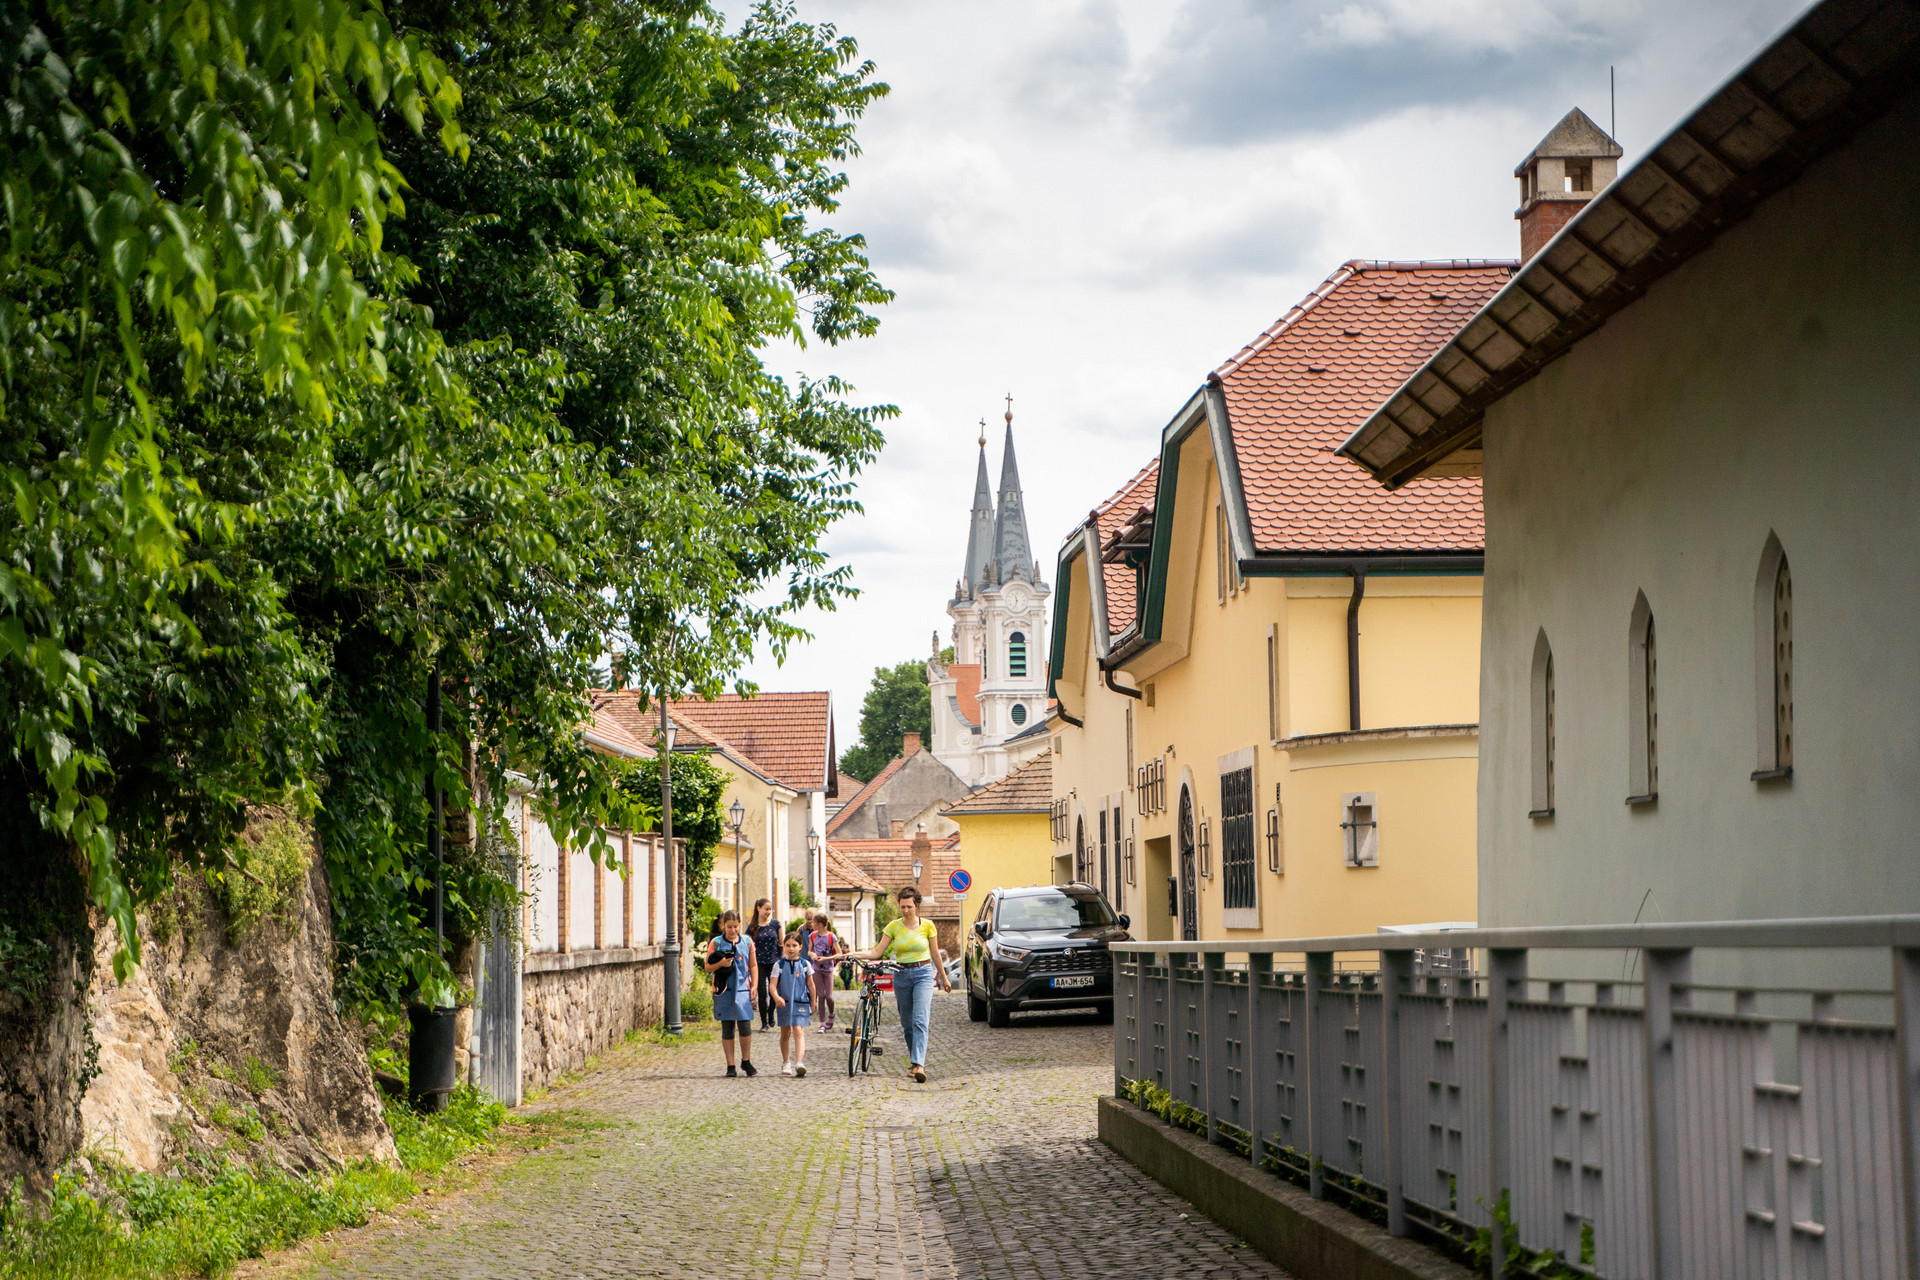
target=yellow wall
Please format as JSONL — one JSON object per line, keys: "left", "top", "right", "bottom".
{"left": 950, "top": 810, "right": 1054, "bottom": 930}
{"left": 707, "top": 756, "right": 794, "bottom": 917}
{"left": 1053, "top": 433, "right": 1482, "bottom": 943}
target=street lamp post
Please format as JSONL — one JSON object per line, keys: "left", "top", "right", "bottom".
{"left": 728, "top": 799, "right": 746, "bottom": 911}
{"left": 659, "top": 698, "right": 682, "bottom": 1036}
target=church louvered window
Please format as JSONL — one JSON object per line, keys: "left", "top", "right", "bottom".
{"left": 1008, "top": 631, "right": 1027, "bottom": 679}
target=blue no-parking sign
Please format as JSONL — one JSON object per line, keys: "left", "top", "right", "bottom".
{"left": 948, "top": 868, "right": 972, "bottom": 895}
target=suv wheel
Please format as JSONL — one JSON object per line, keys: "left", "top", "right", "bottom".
{"left": 986, "top": 996, "right": 1011, "bottom": 1028}
{"left": 967, "top": 988, "right": 987, "bottom": 1022}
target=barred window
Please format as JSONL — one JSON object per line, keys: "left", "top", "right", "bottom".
{"left": 1220, "top": 765, "right": 1256, "bottom": 911}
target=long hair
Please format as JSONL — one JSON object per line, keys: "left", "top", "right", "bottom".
{"left": 751, "top": 896, "right": 773, "bottom": 927}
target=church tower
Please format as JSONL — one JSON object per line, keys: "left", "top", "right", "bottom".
{"left": 929, "top": 398, "right": 1052, "bottom": 786}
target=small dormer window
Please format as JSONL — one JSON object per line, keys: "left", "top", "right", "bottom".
{"left": 1008, "top": 631, "right": 1028, "bottom": 679}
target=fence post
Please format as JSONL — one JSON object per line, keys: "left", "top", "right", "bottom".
{"left": 1115, "top": 952, "right": 1130, "bottom": 1096}
{"left": 1893, "top": 946, "right": 1920, "bottom": 1279}
{"left": 1486, "top": 948, "right": 1527, "bottom": 1280}
{"left": 1203, "top": 951, "right": 1222, "bottom": 1145}
{"left": 1382, "top": 947, "right": 1412, "bottom": 1237}
{"left": 1139, "top": 948, "right": 1153, "bottom": 1089}
{"left": 1643, "top": 947, "right": 1692, "bottom": 1280}
{"left": 1248, "top": 951, "right": 1272, "bottom": 1168}
{"left": 1306, "top": 950, "right": 1333, "bottom": 1199}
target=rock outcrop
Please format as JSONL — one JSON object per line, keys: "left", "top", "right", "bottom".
{"left": 78, "top": 816, "right": 396, "bottom": 1175}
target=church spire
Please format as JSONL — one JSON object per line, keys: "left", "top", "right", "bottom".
{"left": 993, "top": 395, "right": 1035, "bottom": 584}
{"left": 960, "top": 418, "right": 996, "bottom": 594}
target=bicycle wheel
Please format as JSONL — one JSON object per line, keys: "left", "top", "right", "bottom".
{"left": 858, "top": 992, "right": 878, "bottom": 1073}
{"left": 846, "top": 993, "right": 862, "bottom": 1077}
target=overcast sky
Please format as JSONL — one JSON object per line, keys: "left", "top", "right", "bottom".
{"left": 733, "top": 0, "right": 1810, "bottom": 749}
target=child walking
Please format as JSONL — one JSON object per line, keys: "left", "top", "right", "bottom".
{"left": 705, "top": 909, "right": 758, "bottom": 1077}
{"left": 808, "top": 910, "right": 845, "bottom": 1030}
{"left": 771, "top": 932, "right": 813, "bottom": 1076}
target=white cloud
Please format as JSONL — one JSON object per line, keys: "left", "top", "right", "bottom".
{"left": 731, "top": 0, "right": 1813, "bottom": 744}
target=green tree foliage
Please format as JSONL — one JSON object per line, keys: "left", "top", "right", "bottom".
{"left": 621, "top": 750, "right": 727, "bottom": 920}
{"left": 1, "top": 0, "right": 892, "bottom": 1016}
{"left": 838, "top": 658, "right": 931, "bottom": 781}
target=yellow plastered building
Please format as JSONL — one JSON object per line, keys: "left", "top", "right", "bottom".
{"left": 944, "top": 751, "right": 1055, "bottom": 931}
{"left": 1048, "top": 261, "right": 1502, "bottom": 943}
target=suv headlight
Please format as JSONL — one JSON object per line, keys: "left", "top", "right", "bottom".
{"left": 993, "top": 943, "right": 1030, "bottom": 963}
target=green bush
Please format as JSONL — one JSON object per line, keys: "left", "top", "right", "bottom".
{"left": 680, "top": 975, "right": 713, "bottom": 1024}
{"left": 206, "top": 819, "right": 310, "bottom": 944}
{"left": 873, "top": 892, "right": 899, "bottom": 934}
{"left": 0, "top": 1083, "right": 505, "bottom": 1278}
{"left": 688, "top": 894, "right": 723, "bottom": 945}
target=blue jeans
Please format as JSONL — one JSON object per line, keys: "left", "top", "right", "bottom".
{"left": 892, "top": 962, "right": 934, "bottom": 1066}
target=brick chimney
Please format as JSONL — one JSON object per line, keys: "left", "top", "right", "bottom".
{"left": 902, "top": 731, "right": 922, "bottom": 757}
{"left": 1515, "top": 107, "right": 1622, "bottom": 263}
{"left": 910, "top": 822, "right": 932, "bottom": 892}
{"left": 891, "top": 820, "right": 906, "bottom": 838}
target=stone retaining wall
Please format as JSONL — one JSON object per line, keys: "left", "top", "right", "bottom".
{"left": 520, "top": 947, "right": 667, "bottom": 1094}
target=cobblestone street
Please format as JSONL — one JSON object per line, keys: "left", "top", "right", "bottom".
{"left": 271, "top": 993, "right": 1289, "bottom": 1279}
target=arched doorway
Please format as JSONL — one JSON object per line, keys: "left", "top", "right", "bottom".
{"left": 1176, "top": 786, "right": 1198, "bottom": 941}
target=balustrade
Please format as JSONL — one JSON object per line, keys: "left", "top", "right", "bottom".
{"left": 1113, "top": 917, "right": 1920, "bottom": 1279}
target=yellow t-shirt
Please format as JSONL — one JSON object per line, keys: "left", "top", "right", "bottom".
{"left": 882, "top": 918, "right": 937, "bottom": 965}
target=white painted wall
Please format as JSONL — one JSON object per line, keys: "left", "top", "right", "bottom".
{"left": 1477, "top": 96, "right": 1920, "bottom": 938}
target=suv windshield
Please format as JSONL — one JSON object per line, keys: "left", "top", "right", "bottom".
{"left": 996, "top": 891, "right": 1114, "bottom": 931}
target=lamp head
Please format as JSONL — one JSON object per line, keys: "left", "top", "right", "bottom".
{"left": 728, "top": 798, "right": 746, "bottom": 830}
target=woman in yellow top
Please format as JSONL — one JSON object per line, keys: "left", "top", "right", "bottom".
{"left": 853, "top": 885, "right": 952, "bottom": 1082}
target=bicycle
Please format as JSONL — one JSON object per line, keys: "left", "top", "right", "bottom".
{"left": 846, "top": 960, "right": 898, "bottom": 1077}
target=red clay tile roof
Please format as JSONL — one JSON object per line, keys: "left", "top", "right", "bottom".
{"left": 585, "top": 702, "right": 654, "bottom": 758}
{"left": 832, "top": 773, "right": 866, "bottom": 801}
{"left": 946, "top": 751, "right": 1051, "bottom": 815}
{"left": 825, "top": 846, "right": 886, "bottom": 893}
{"left": 948, "top": 664, "right": 981, "bottom": 724}
{"left": 663, "top": 692, "right": 835, "bottom": 792}
{"left": 1213, "top": 260, "right": 1511, "bottom": 552}
{"left": 1090, "top": 460, "right": 1160, "bottom": 634}
{"left": 825, "top": 757, "right": 907, "bottom": 835}
{"left": 592, "top": 689, "right": 835, "bottom": 792}
{"left": 830, "top": 837, "right": 966, "bottom": 918}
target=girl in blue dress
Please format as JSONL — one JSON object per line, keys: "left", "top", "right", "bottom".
{"left": 704, "top": 909, "right": 758, "bottom": 1077}
{"left": 772, "top": 932, "right": 814, "bottom": 1076}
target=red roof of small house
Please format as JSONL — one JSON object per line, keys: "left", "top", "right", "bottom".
{"left": 946, "top": 751, "right": 1051, "bottom": 815}
{"left": 825, "top": 846, "right": 886, "bottom": 893}
{"left": 1211, "top": 260, "right": 1511, "bottom": 552}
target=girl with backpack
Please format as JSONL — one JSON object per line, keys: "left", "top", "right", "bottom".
{"left": 704, "top": 909, "right": 758, "bottom": 1077}
{"left": 805, "top": 910, "right": 846, "bottom": 1030}
{"left": 771, "top": 931, "right": 814, "bottom": 1076}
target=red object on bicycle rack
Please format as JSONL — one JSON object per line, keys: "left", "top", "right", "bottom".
{"left": 875, "top": 974, "right": 894, "bottom": 991}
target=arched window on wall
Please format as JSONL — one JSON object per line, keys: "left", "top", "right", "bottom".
{"left": 1627, "top": 592, "right": 1657, "bottom": 805}
{"left": 1530, "top": 629, "right": 1555, "bottom": 818}
{"left": 1008, "top": 631, "right": 1028, "bottom": 679}
{"left": 1753, "top": 534, "right": 1793, "bottom": 781}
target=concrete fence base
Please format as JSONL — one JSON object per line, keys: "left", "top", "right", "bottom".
{"left": 1097, "top": 1098, "right": 1474, "bottom": 1280}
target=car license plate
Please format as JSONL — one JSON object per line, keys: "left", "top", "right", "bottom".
{"left": 1051, "top": 975, "right": 1094, "bottom": 989}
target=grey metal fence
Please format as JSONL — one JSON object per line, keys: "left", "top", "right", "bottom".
{"left": 1113, "top": 917, "right": 1920, "bottom": 1280}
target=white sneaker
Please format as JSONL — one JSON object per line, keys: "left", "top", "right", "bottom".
{"left": 781, "top": 1060, "right": 795, "bottom": 1076}
{"left": 794, "top": 1062, "right": 807, "bottom": 1078}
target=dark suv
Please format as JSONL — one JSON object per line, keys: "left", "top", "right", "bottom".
{"left": 964, "top": 884, "right": 1130, "bottom": 1026}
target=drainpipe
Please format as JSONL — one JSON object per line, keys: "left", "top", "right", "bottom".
{"left": 1102, "top": 666, "right": 1144, "bottom": 700}
{"left": 1346, "top": 565, "right": 1366, "bottom": 732}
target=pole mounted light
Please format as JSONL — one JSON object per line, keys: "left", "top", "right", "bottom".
{"left": 729, "top": 798, "right": 746, "bottom": 831}
{"left": 660, "top": 698, "right": 682, "bottom": 1036}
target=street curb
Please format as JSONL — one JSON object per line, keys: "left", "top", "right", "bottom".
{"left": 1097, "top": 1097, "right": 1476, "bottom": 1280}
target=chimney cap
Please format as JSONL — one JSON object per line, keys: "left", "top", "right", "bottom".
{"left": 1514, "top": 106, "right": 1622, "bottom": 177}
